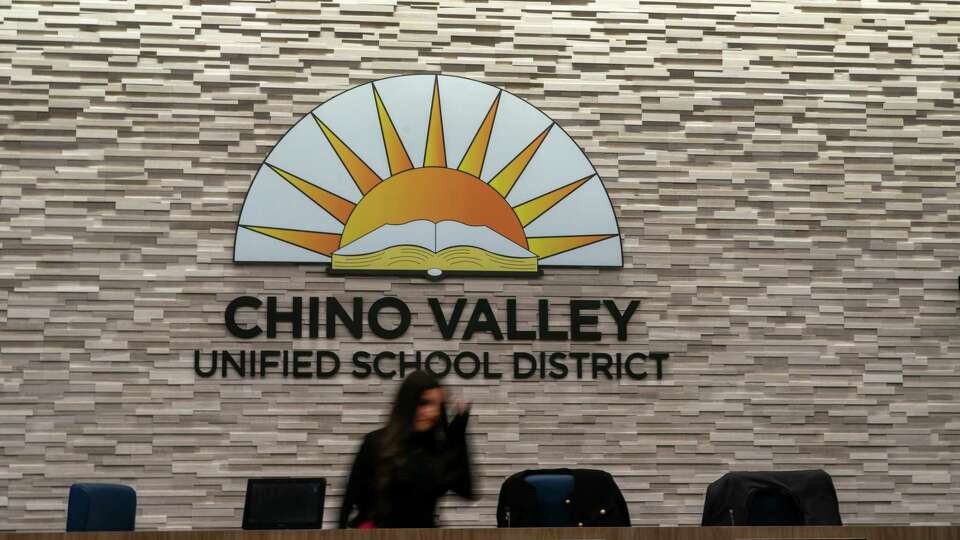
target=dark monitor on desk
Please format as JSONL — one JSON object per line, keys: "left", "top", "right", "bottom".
{"left": 242, "top": 477, "right": 326, "bottom": 530}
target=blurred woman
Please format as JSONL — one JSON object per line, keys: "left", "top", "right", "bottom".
{"left": 338, "top": 370, "right": 474, "bottom": 528}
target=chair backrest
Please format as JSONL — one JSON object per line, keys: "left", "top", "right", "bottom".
{"left": 747, "top": 489, "right": 804, "bottom": 526}
{"left": 701, "top": 469, "right": 841, "bottom": 526}
{"left": 498, "top": 468, "right": 630, "bottom": 528}
{"left": 66, "top": 483, "right": 136, "bottom": 532}
{"left": 523, "top": 474, "right": 575, "bottom": 527}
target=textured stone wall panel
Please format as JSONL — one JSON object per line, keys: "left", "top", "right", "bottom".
{"left": 0, "top": 0, "right": 959, "bottom": 531}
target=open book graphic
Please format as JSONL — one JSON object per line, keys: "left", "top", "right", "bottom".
{"left": 332, "top": 220, "right": 538, "bottom": 275}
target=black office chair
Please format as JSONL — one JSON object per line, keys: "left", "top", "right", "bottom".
{"left": 497, "top": 468, "right": 630, "bottom": 527}
{"left": 701, "top": 469, "right": 842, "bottom": 526}
{"left": 523, "top": 473, "right": 576, "bottom": 527}
{"left": 747, "top": 488, "right": 804, "bottom": 525}
{"left": 66, "top": 483, "right": 137, "bottom": 531}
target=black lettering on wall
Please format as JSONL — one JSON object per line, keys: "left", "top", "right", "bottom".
{"left": 429, "top": 298, "right": 466, "bottom": 339}
{"left": 368, "top": 297, "right": 411, "bottom": 339}
{"left": 225, "top": 296, "right": 262, "bottom": 339}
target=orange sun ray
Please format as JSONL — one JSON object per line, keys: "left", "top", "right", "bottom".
{"left": 373, "top": 84, "right": 413, "bottom": 175}
{"left": 423, "top": 77, "right": 446, "bottom": 167}
{"left": 488, "top": 124, "right": 552, "bottom": 198}
{"left": 266, "top": 164, "right": 355, "bottom": 225}
{"left": 457, "top": 91, "right": 501, "bottom": 177}
{"left": 527, "top": 234, "right": 614, "bottom": 260}
{"left": 312, "top": 114, "right": 382, "bottom": 195}
{"left": 513, "top": 174, "right": 593, "bottom": 227}
{"left": 243, "top": 226, "right": 342, "bottom": 256}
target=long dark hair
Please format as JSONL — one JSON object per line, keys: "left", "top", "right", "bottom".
{"left": 374, "top": 371, "right": 448, "bottom": 518}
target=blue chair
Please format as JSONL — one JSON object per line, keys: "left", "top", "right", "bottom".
{"left": 498, "top": 468, "right": 630, "bottom": 527}
{"left": 524, "top": 473, "right": 575, "bottom": 527}
{"left": 66, "top": 483, "right": 136, "bottom": 531}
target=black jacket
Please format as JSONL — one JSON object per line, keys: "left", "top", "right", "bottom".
{"left": 497, "top": 468, "right": 630, "bottom": 527}
{"left": 701, "top": 469, "right": 842, "bottom": 526}
{"left": 338, "top": 413, "right": 473, "bottom": 528}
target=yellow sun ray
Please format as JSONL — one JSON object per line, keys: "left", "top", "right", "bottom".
{"left": 527, "top": 234, "right": 614, "bottom": 260}
{"left": 243, "top": 225, "right": 342, "bottom": 256}
{"left": 513, "top": 174, "right": 593, "bottom": 227}
{"left": 266, "top": 164, "right": 355, "bottom": 225}
{"left": 312, "top": 114, "right": 382, "bottom": 194}
{"left": 373, "top": 84, "right": 413, "bottom": 175}
{"left": 457, "top": 91, "right": 501, "bottom": 177}
{"left": 423, "top": 77, "right": 446, "bottom": 167}
{"left": 488, "top": 124, "right": 553, "bottom": 198}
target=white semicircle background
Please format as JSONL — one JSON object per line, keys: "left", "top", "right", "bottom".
{"left": 234, "top": 74, "right": 623, "bottom": 269}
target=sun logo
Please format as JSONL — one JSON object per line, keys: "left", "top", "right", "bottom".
{"left": 235, "top": 74, "right": 622, "bottom": 278}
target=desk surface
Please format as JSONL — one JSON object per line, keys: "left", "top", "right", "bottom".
{"left": 1, "top": 527, "right": 957, "bottom": 540}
